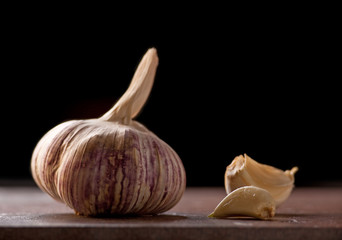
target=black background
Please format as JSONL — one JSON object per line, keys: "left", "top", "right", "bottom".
{"left": 2, "top": 5, "right": 341, "bottom": 187}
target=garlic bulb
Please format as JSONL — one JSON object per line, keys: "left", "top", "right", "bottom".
{"left": 31, "top": 48, "right": 186, "bottom": 216}
{"left": 209, "top": 186, "right": 275, "bottom": 219}
{"left": 225, "top": 154, "right": 298, "bottom": 207}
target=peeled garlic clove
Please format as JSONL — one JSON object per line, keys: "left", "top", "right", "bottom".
{"left": 31, "top": 48, "right": 186, "bottom": 216}
{"left": 209, "top": 186, "right": 275, "bottom": 219}
{"left": 225, "top": 154, "right": 298, "bottom": 207}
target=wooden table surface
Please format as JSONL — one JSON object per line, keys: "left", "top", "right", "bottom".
{"left": 0, "top": 185, "right": 341, "bottom": 240}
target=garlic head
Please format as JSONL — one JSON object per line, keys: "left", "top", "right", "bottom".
{"left": 31, "top": 48, "right": 186, "bottom": 216}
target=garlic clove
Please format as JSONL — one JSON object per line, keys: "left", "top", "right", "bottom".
{"left": 225, "top": 154, "right": 298, "bottom": 207}
{"left": 209, "top": 186, "right": 275, "bottom": 219}
{"left": 31, "top": 48, "right": 186, "bottom": 216}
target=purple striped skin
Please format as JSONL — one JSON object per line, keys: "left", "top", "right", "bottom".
{"left": 31, "top": 119, "right": 186, "bottom": 216}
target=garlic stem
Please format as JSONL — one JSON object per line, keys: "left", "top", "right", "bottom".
{"left": 100, "top": 48, "right": 159, "bottom": 123}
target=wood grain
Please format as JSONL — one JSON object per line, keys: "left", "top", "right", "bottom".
{"left": 0, "top": 186, "right": 341, "bottom": 240}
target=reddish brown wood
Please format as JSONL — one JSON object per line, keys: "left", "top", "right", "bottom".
{"left": 0, "top": 186, "right": 341, "bottom": 240}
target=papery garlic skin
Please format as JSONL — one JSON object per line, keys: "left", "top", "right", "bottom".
{"left": 32, "top": 120, "right": 185, "bottom": 216}
{"left": 225, "top": 154, "right": 298, "bottom": 207}
{"left": 31, "top": 48, "right": 186, "bottom": 216}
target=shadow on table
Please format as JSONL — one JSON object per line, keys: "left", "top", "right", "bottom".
{"left": 32, "top": 213, "right": 188, "bottom": 224}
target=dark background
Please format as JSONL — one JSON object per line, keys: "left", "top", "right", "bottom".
{"left": 2, "top": 5, "right": 341, "bottom": 187}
